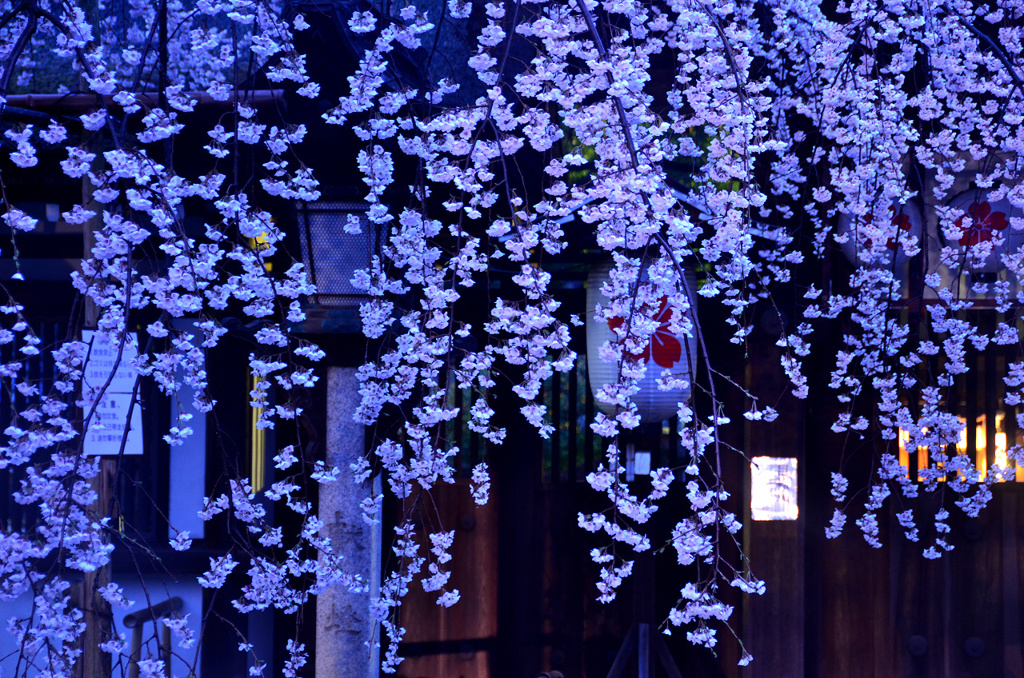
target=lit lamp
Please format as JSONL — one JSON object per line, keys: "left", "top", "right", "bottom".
{"left": 585, "top": 261, "right": 698, "bottom": 423}
{"left": 750, "top": 457, "right": 798, "bottom": 521}
{"left": 296, "top": 200, "right": 378, "bottom": 332}
{"left": 945, "top": 191, "right": 1022, "bottom": 274}
{"left": 924, "top": 189, "right": 1024, "bottom": 304}
{"left": 835, "top": 202, "right": 924, "bottom": 300}
{"left": 836, "top": 202, "right": 923, "bottom": 270}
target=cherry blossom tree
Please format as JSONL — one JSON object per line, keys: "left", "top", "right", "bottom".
{"left": 0, "top": 0, "right": 1021, "bottom": 674}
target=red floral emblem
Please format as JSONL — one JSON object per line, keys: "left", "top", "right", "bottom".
{"left": 607, "top": 297, "right": 681, "bottom": 369}
{"left": 857, "top": 207, "right": 912, "bottom": 251}
{"left": 956, "top": 201, "right": 1009, "bottom": 247}
{"left": 886, "top": 209, "right": 912, "bottom": 251}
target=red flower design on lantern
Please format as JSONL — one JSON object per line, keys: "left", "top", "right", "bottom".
{"left": 956, "top": 201, "right": 1009, "bottom": 247}
{"left": 855, "top": 207, "right": 912, "bottom": 252}
{"left": 607, "top": 297, "right": 682, "bottom": 369}
{"left": 885, "top": 209, "right": 912, "bottom": 251}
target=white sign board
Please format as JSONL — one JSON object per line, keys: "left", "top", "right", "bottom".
{"left": 82, "top": 331, "right": 144, "bottom": 456}
{"left": 82, "top": 331, "right": 139, "bottom": 394}
{"left": 750, "top": 457, "right": 799, "bottom": 521}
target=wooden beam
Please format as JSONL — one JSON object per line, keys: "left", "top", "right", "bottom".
{"left": 4, "top": 90, "right": 283, "bottom": 112}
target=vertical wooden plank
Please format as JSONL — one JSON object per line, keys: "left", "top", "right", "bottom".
{"left": 997, "top": 348, "right": 1008, "bottom": 474}
{"left": 495, "top": 387, "right": 544, "bottom": 678}
{"left": 469, "top": 391, "right": 480, "bottom": 472}
{"left": 568, "top": 364, "right": 578, "bottom": 483}
{"left": 893, "top": 500, "right": 944, "bottom": 678}
{"left": 1002, "top": 493, "right": 1023, "bottom": 676}
{"left": 946, "top": 507, "right": 1001, "bottom": 678}
{"left": 537, "top": 479, "right": 587, "bottom": 678}
{"left": 638, "top": 623, "right": 650, "bottom": 678}
{"left": 584, "top": 356, "right": 595, "bottom": 475}
{"left": 399, "top": 479, "right": 499, "bottom": 678}
{"left": 1003, "top": 342, "right": 1020, "bottom": 482}
{"left": 819, "top": 529, "right": 893, "bottom": 678}
{"left": 968, "top": 347, "right": 979, "bottom": 477}
{"left": 552, "top": 373, "right": 562, "bottom": 483}
{"left": 986, "top": 339, "right": 999, "bottom": 476}
{"left": 453, "top": 387, "right": 465, "bottom": 476}
{"left": 741, "top": 329, "right": 805, "bottom": 678}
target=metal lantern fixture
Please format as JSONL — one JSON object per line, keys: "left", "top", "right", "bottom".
{"left": 296, "top": 200, "right": 378, "bottom": 309}
{"left": 585, "top": 261, "right": 697, "bottom": 423}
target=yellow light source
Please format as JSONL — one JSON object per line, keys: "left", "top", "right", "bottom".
{"left": 899, "top": 413, "right": 1020, "bottom": 484}
{"left": 250, "top": 373, "right": 266, "bottom": 493}
{"left": 897, "top": 427, "right": 931, "bottom": 481}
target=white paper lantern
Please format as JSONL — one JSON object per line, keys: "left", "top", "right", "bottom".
{"left": 836, "top": 202, "right": 923, "bottom": 271}
{"left": 586, "top": 262, "right": 697, "bottom": 423}
{"left": 945, "top": 191, "right": 1023, "bottom": 273}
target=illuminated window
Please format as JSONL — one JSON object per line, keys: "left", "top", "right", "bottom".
{"left": 897, "top": 427, "right": 931, "bottom": 481}
{"left": 966, "top": 413, "right": 1020, "bottom": 481}
{"left": 897, "top": 413, "right": 1022, "bottom": 483}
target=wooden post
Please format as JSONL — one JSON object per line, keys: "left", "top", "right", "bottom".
{"left": 128, "top": 625, "right": 143, "bottom": 678}
{"left": 76, "top": 458, "right": 115, "bottom": 678}
{"left": 75, "top": 108, "right": 115, "bottom": 678}
{"left": 161, "top": 622, "right": 172, "bottom": 678}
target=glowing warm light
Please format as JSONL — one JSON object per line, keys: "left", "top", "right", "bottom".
{"left": 976, "top": 416, "right": 987, "bottom": 478}
{"left": 971, "top": 414, "right": 1012, "bottom": 480}
{"left": 896, "top": 409, "right": 1022, "bottom": 484}
{"left": 897, "top": 427, "right": 932, "bottom": 481}
{"left": 996, "top": 432, "right": 1008, "bottom": 468}
{"left": 892, "top": 417, "right": 1019, "bottom": 483}
{"left": 899, "top": 427, "right": 911, "bottom": 474}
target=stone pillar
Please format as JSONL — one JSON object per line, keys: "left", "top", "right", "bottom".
{"left": 317, "top": 367, "right": 381, "bottom": 678}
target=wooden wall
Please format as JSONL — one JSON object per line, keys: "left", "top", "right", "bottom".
{"left": 737, "top": 305, "right": 1024, "bottom": 678}
{"left": 387, "top": 306, "right": 1024, "bottom": 678}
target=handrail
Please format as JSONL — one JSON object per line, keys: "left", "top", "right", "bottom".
{"left": 125, "top": 597, "right": 183, "bottom": 678}
{"left": 123, "top": 597, "right": 182, "bottom": 629}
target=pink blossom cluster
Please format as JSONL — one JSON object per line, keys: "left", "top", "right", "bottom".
{"left": 0, "top": 0, "right": 1022, "bottom": 671}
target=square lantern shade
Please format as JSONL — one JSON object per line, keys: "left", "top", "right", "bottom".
{"left": 296, "top": 201, "right": 377, "bottom": 308}
{"left": 750, "top": 457, "right": 799, "bottom": 521}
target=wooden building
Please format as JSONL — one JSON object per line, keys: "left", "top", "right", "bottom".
{"left": 0, "top": 4, "right": 1019, "bottom": 678}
